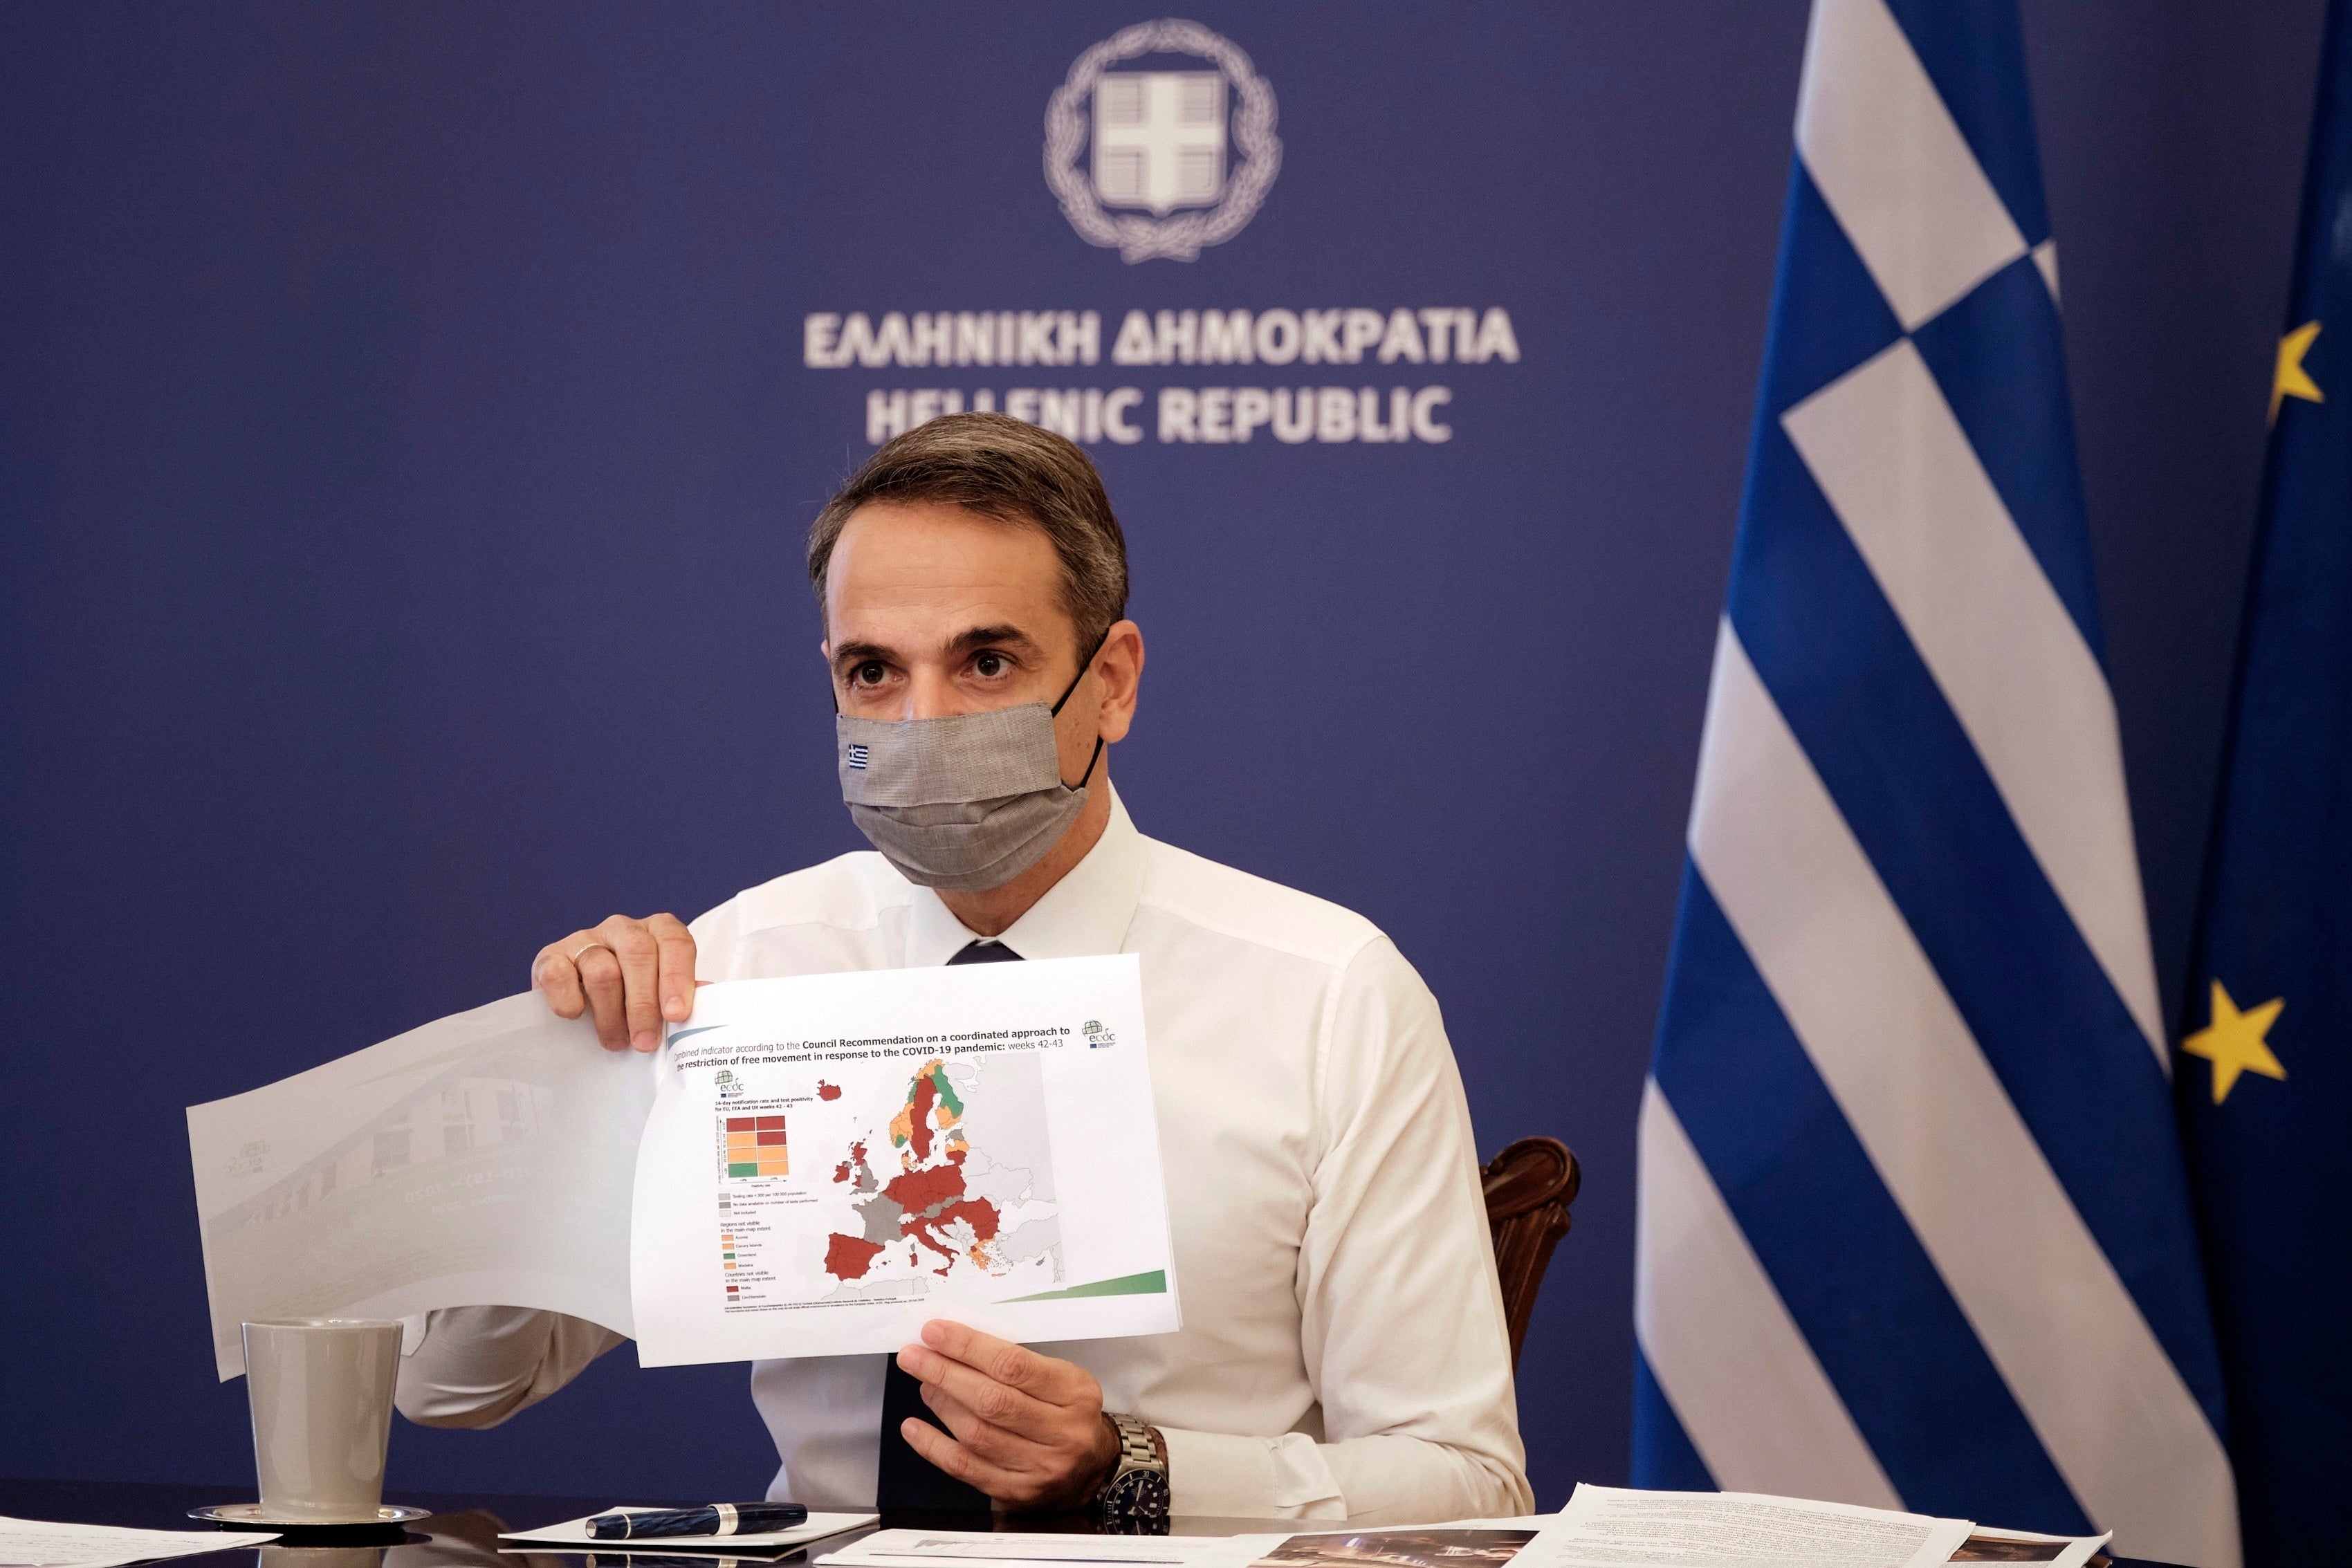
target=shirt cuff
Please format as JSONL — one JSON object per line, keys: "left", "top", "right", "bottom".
{"left": 1157, "top": 1427, "right": 1348, "bottom": 1520}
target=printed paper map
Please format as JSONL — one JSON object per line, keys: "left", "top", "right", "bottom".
{"left": 630, "top": 954, "right": 1179, "bottom": 1364}
{"left": 813, "top": 1051, "right": 1063, "bottom": 1294}
{"left": 702, "top": 1051, "right": 1064, "bottom": 1316}
{"left": 185, "top": 957, "right": 1174, "bottom": 1376}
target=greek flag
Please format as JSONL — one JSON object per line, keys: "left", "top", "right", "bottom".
{"left": 1632, "top": 3, "right": 2239, "bottom": 1565}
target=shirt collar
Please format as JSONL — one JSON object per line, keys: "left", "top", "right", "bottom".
{"left": 902, "top": 782, "right": 1146, "bottom": 967}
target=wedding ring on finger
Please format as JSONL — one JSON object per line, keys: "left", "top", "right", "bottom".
{"left": 568, "top": 941, "right": 618, "bottom": 971}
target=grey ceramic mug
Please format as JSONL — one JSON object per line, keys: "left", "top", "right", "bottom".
{"left": 242, "top": 1318, "right": 403, "bottom": 1520}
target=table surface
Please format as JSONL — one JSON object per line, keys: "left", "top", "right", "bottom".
{"left": 0, "top": 1477, "right": 1294, "bottom": 1558}
{"left": 0, "top": 1479, "right": 2187, "bottom": 1568}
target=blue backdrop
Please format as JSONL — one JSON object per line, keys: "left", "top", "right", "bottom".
{"left": 0, "top": 0, "right": 2322, "bottom": 1509}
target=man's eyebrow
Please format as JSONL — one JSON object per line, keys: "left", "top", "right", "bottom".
{"left": 829, "top": 625, "right": 1046, "bottom": 668}
{"left": 943, "top": 624, "right": 1042, "bottom": 656}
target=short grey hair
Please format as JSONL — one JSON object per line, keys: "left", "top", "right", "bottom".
{"left": 807, "top": 412, "right": 1130, "bottom": 657}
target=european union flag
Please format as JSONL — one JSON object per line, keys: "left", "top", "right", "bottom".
{"left": 2180, "top": 4, "right": 2352, "bottom": 1560}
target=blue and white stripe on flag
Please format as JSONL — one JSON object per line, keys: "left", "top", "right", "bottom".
{"left": 1632, "top": 3, "right": 2239, "bottom": 1565}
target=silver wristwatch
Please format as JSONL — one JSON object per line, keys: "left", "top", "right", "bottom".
{"left": 1092, "top": 1411, "right": 1170, "bottom": 1531}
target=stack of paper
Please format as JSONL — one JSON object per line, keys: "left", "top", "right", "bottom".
{"left": 807, "top": 1490, "right": 2107, "bottom": 1568}
{"left": 1532, "top": 1487, "right": 2109, "bottom": 1568}
{"left": 0, "top": 1516, "right": 279, "bottom": 1568}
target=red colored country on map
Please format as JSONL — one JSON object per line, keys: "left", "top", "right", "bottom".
{"left": 817, "top": 1080, "right": 841, "bottom": 1101}
{"left": 884, "top": 1161, "right": 964, "bottom": 1215}
{"left": 825, "top": 1233, "right": 885, "bottom": 1280}
{"left": 903, "top": 1196, "right": 1002, "bottom": 1273}
{"left": 937, "top": 1197, "right": 1001, "bottom": 1241}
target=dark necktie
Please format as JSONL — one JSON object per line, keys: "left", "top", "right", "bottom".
{"left": 874, "top": 939, "right": 1023, "bottom": 1514}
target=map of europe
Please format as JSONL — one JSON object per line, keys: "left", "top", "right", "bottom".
{"left": 819, "top": 1055, "right": 1062, "bottom": 1293}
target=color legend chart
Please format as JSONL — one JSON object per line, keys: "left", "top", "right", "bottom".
{"left": 724, "top": 1114, "right": 787, "bottom": 1179}
{"left": 710, "top": 1102, "right": 811, "bottom": 1314}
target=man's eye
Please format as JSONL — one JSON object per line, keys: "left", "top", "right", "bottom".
{"left": 973, "top": 652, "right": 1006, "bottom": 678}
{"left": 853, "top": 661, "right": 888, "bottom": 686}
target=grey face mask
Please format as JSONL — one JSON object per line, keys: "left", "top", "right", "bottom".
{"left": 836, "top": 658, "right": 1105, "bottom": 892}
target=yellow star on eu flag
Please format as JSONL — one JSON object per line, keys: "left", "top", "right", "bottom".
{"left": 2181, "top": 979, "right": 2287, "bottom": 1104}
{"left": 2272, "top": 320, "right": 2324, "bottom": 422}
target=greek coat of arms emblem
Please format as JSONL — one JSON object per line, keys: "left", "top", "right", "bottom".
{"left": 1045, "top": 19, "right": 1281, "bottom": 263}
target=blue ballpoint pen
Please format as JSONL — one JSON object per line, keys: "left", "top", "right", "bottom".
{"left": 587, "top": 1504, "right": 811, "bottom": 1540}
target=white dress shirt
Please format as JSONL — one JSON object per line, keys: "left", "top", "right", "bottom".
{"left": 397, "top": 786, "right": 1530, "bottom": 1522}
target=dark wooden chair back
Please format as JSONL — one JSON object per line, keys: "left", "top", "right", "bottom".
{"left": 1482, "top": 1135, "right": 1581, "bottom": 1369}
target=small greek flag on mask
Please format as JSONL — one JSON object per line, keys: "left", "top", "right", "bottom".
{"left": 847, "top": 743, "right": 869, "bottom": 770}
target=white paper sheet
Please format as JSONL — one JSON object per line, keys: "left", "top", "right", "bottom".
{"left": 1325, "top": 1506, "right": 2108, "bottom": 1568}
{"left": 630, "top": 955, "right": 1181, "bottom": 1365}
{"left": 818, "top": 1532, "right": 1280, "bottom": 1568}
{"left": 186, "top": 991, "right": 656, "bottom": 1378}
{"left": 0, "top": 1516, "right": 275, "bottom": 1567}
{"left": 497, "top": 1508, "right": 874, "bottom": 1552}
{"left": 820, "top": 1528, "right": 1565, "bottom": 1568}
{"left": 1534, "top": 1486, "right": 1974, "bottom": 1568}
{"left": 845, "top": 1511, "right": 2102, "bottom": 1568}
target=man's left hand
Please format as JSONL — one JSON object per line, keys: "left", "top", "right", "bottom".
{"left": 894, "top": 1320, "right": 1120, "bottom": 1511}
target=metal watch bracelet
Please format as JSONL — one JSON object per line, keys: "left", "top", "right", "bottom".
{"left": 1090, "top": 1410, "right": 1170, "bottom": 1529}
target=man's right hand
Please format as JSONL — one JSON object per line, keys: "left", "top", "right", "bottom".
{"left": 533, "top": 914, "right": 698, "bottom": 1053}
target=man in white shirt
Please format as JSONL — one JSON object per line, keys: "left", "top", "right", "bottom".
{"left": 395, "top": 413, "right": 1530, "bottom": 1524}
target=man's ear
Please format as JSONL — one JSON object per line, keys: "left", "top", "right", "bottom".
{"left": 1094, "top": 620, "right": 1145, "bottom": 744}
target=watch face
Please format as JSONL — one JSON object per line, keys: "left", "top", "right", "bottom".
{"left": 1100, "top": 1468, "right": 1171, "bottom": 1532}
